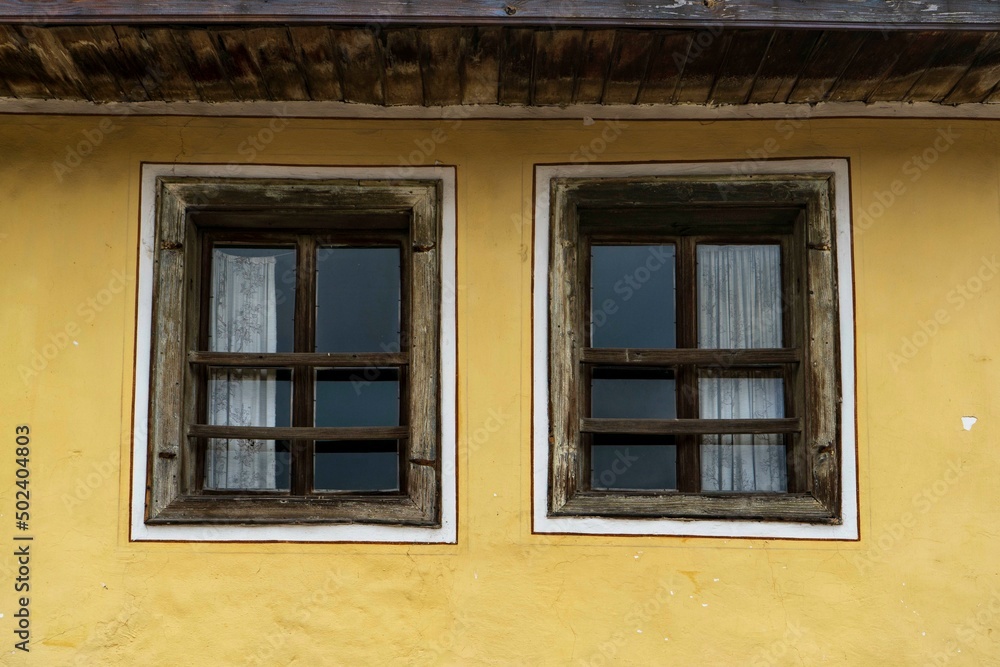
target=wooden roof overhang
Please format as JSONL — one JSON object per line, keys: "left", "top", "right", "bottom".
{"left": 1, "top": 1, "right": 1000, "bottom": 112}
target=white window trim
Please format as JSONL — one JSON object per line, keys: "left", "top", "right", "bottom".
{"left": 531, "top": 159, "right": 858, "bottom": 540}
{"left": 130, "top": 163, "right": 457, "bottom": 543}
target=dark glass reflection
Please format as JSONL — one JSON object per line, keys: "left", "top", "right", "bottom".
{"left": 316, "top": 247, "right": 401, "bottom": 353}
{"left": 315, "top": 368, "right": 400, "bottom": 427}
{"left": 591, "top": 434, "right": 677, "bottom": 490}
{"left": 314, "top": 440, "right": 400, "bottom": 492}
{"left": 207, "top": 368, "right": 293, "bottom": 428}
{"left": 591, "top": 367, "right": 676, "bottom": 419}
{"left": 209, "top": 246, "right": 296, "bottom": 353}
{"left": 591, "top": 245, "right": 676, "bottom": 348}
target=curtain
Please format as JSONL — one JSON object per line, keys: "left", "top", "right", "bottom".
{"left": 206, "top": 252, "right": 278, "bottom": 490}
{"left": 697, "top": 245, "right": 787, "bottom": 492}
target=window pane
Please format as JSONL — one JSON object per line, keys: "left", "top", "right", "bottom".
{"left": 591, "top": 434, "right": 677, "bottom": 490}
{"left": 591, "top": 245, "right": 676, "bottom": 348}
{"left": 591, "top": 367, "right": 676, "bottom": 419}
{"left": 316, "top": 247, "right": 401, "bottom": 353}
{"left": 209, "top": 246, "right": 295, "bottom": 353}
{"left": 315, "top": 440, "right": 400, "bottom": 492}
{"left": 697, "top": 244, "right": 781, "bottom": 349}
{"left": 205, "top": 439, "right": 291, "bottom": 491}
{"left": 315, "top": 368, "right": 400, "bottom": 427}
{"left": 208, "top": 368, "right": 292, "bottom": 428}
{"left": 700, "top": 433, "right": 787, "bottom": 492}
{"left": 698, "top": 369, "right": 784, "bottom": 420}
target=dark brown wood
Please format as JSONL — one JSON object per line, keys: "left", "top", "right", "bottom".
{"left": 128, "top": 27, "right": 200, "bottom": 101}
{"left": 420, "top": 26, "right": 464, "bottom": 105}
{"left": 189, "top": 425, "right": 409, "bottom": 440}
{"left": 383, "top": 28, "right": 423, "bottom": 105}
{"left": 189, "top": 351, "right": 408, "bottom": 367}
{"left": 0, "top": 26, "right": 50, "bottom": 98}
{"left": 868, "top": 31, "right": 948, "bottom": 102}
{"left": 9, "top": 25, "right": 85, "bottom": 99}
{"left": 746, "top": 29, "right": 819, "bottom": 104}
{"left": 673, "top": 27, "right": 731, "bottom": 104}
{"left": 581, "top": 348, "right": 798, "bottom": 366}
{"left": 573, "top": 29, "right": 616, "bottom": 103}
{"left": 51, "top": 26, "right": 126, "bottom": 101}
{"left": 533, "top": 29, "right": 582, "bottom": 106}
{"left": 603, "top": 29, "right": 655, "bottom": 104}
{"left": 907, "top": 31, "right": 997, "bottom": 102}
{"left": 0, "top": 0, "right": 997, "bottom": 30}
{"left": 460, "top": 26, "right": 500, "bottom": 104}
{"left": 827, "top": 32, "right": 918, "bottom": 103}
{"left": 557, "top": 492, "right": 836, "bottom": 522}
{"left": 710, "top": 29, "right": 772, "bottom": 105}
{"left": 499, "top": 27, "right": 533, "bottom": 105}
{"left": 786, "top": 31, "right": 867, "bottom": 103}
{"left": 330, "top": 27, "right": 385, "bottom": 104}
{"left": 636, "top": 32, "right": 691, "bottom": 104}
{"left": 945, "top": 32, "right": 1000, "bottom": 102}
{"left": 287, "top": 26, "right": 343, "bottom": 101}
{"left": 215, "top": 28, "right": 270, "bottom": 100}
{"left": 172, "top": 28, "right": 235, "bottom": 101}
{"left": 582, "top": 418, "right": 801, "bottom": 435}
{"left": 244, "top": 27, "right": 311, "bottom": 101}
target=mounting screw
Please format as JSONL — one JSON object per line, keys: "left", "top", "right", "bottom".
{"left": 504, "top": 5, "right": 517, "bottom": 15}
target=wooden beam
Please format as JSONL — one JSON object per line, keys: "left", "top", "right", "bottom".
{"left": 0, "top": 0, "right": 998, "bottom": 30}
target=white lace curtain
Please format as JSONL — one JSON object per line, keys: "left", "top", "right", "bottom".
{"left": 697, "top": 245, "right": 787, "bottom": 492}
{"left": 206, "top": 251, "right": 278, "bottom": 490}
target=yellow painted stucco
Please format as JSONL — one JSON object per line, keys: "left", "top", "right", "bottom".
{"left": 1, "top": 114, "right": 999, "bottom": 665}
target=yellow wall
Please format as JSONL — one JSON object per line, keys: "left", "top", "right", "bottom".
{"left": 1, "top": 114, "right": 999, "bottom": 665}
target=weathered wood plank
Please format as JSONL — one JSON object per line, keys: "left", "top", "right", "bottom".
{"left": 107, "top": 25, "right": 162, "bottom": 101}
{"left": 603, "top": 29, "right": 656, "bottom": 104}
{"left": 533, "top": 29, "right": 582, "bottom": 106}
{"left": 786, "top": 31, "right": 867, "bottom": 103}
{"left": 582, "top": 418, "right": 801, "bottom": 435}
{"left": 329, "top": 27, "right": 385, "bottom": 104}
{"left": 121, "top": 27, "right": 199, "bottom": 101}
{"left": 573, "top": 29, "right": 615, "bottom": 104}
{"left": 499, "top": 27, "right": 533, "bottom": 105}
{"left": 868, "top": 31, "right": 947, "bottom": 102}
{"left": 907, "top": 31, "right": 997, "bottom": 102}
{"left": 189, "top": 351, "right": 408, "bottom": 367}
{"left": 244, "top": 27, "right": 310, "bottom": 101}
{"left": 827, "top": 32, "right": 917, "bottom": 103}
{"left": 460, "top": 26, "right": 500, "bottom": 104}
{"left": 10, "top": 26, "right": 85, "bottom": 99}
{"left": 420, "top": 26, "right": 463, "bottom": 106}
{"left": 945, "top": 32, "right": 1000, "bottom": 102}
{"left": 710, "top": 29, "right": 772, "bottom": 105}
{"left": 747, "top": 29, "right": 820, "bottom": 104}
{"left": 288, "top": 26, "right": 343, "bottom": 101}
{"left": 673, "top": 27, "right": 732, "bottom": 104}
{"left": 636, "top": 32, "right": 691, "bottom": 104}
{"left": 171, "top": 28, "right": 236, "bottom": 101}
{"left": 51, "top": 26, "right": 127, "bottom": 101}
{"left": 581, "top": 348, "right": 799, "bottom": 366}
{"left": 557, "top": 493, "right": 834, "bottom": 522}
{"left": 189, "top": 425, "right": 408, "bottom": 440}
{"left": 0, "top": 0, "right": 997, "bottom": 30}
{"left": 383, "top": 28, "right": 423, "bottom": 105}
{"left": 215, "top": 28, "right": 270, "bottom": 100}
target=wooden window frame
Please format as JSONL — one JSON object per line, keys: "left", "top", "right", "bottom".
{"left": 547, "top": 174, "right": 842, "bottom": 524}
{"left": 145, "top": 177, "right": 443, "bottom": 526}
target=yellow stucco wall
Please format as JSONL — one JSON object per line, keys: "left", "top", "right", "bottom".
{"left": 1, "top": 114, "right": 998, "bottom": 665}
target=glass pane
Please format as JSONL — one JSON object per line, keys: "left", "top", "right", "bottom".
{"left": 591, "top": 434, "right": 677, "bottom": 490}
{"left": 208, "top": 368, "right": 292, "bottom": 428}
{"left": 204, "top": 439, "right": 291, "bottom": 491}
{"left": 209, "top": 246, "right": 295, "bottom": 353}
{"left": 315, "top": 368, "right": 400, "bottom": 427}
{"left": 315, "top": 440, "right": 400, "bottom": 492}
{"left": 591, "top": 245, "right": 676, "bottom": 348}
{"left": 700, "top": 433, "right": 787, "bottom": 492}
{"left": 698, "top": 369, "right": 784, "bottom": 420}
{"left": 591, "top": 367, "right": 676, "bottom": 419}
{"left": 316, "top": 247, "right": 401, "bottom": 353}
{"left": 697, "top": 244, "right": 781, "bottom": 349}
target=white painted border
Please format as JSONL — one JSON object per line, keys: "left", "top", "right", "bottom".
{"left": 532, "top": 159, "right": 858, "bottom": 539}
{"left": 3, "top": 98, "right": 1000, "bottom": 120}
{"left": 131, "top": 163, "right": 457, "bottom": 543}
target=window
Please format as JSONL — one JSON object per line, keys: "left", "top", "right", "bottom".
{"left": 133, "top": 165, "right": 456, "bottom": 542}
{"left": 533, "top": 161, "right": 857, "bottom": 539}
